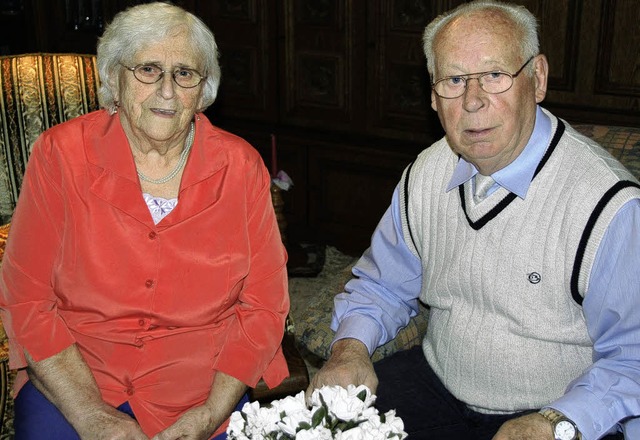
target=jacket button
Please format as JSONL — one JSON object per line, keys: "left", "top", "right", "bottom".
{"left": 145, "top": 279, "right": 154, "bottom": 288}
{"left": 148, "top": 231, "right": 157, "bottom": 240}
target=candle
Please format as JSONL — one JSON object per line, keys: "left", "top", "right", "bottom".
{"left": 271, "top": 133, "right": 277, "bottom": 178}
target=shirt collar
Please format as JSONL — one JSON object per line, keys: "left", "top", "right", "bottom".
{"left": 446, "top": 106, "right": 552, "bottom": 199}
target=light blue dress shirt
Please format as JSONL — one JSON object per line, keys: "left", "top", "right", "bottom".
{"left": 332, "top": 107, "right": 640, "bottom": 439}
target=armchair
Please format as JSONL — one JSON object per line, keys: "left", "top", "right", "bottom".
{"left": 0, "top": 53, "right": 101, "bottom": 222}
{"left": 0, "top": 52, "right": 101, "bottom": 438}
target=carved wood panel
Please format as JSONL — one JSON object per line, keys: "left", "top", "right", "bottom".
{"left": 280, "top": 0, "right": 366, "bottom": 130}
{"left": 538, "top": 0, "right": 640, "bottom": 125}
{"left": 307, "top": 141, "right": 415, "bottom": 253}
{"left": 366, "top": 0, "right": 441, "bottom": 143}
{"left": 595, "top": 0, "right": 640, "bottom": 97}
{"left": 201, "top": 0, "right": 278, "bottom": 122}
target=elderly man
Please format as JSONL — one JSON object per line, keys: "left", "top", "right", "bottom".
{"left": 308, "top": 1, "right": 640, "bottom": 440}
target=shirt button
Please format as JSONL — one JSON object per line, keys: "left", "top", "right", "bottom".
{"left": 138, "top": 319, "right": 145, "bottom": 327}
{"left": 148, "top": 231, "right": 157, "bottom": 240}
{"left": 126, "top": 386, "right": 134, "bottom": 396}
{"left": 145, "top": 279, "right": 154, "bottom": 288}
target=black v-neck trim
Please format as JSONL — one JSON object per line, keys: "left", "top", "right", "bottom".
{"left": 460, "top": 120, "right": 566, "bottom": 230}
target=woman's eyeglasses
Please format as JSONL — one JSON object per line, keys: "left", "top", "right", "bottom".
{"left": 121, "top": 63, "right": 206, "bottom": 89}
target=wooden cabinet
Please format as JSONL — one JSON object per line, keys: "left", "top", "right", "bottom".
{"left": 4, "top": 0, "right": 639, "bottom": 254}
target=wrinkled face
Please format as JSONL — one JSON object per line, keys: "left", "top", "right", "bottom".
{"left": 113, "top": 28, "right": 205, "bottom": 148}
{"left": 430, "top": 11, "right": 547, "bottom": 174}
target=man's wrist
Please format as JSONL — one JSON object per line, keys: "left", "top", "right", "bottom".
{"left": 539, "top": 408, "right": 582, "bottom": 440}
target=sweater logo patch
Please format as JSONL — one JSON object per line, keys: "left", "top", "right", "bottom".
{"left": 528, "top": 272, "right": 542, "bottom": 284}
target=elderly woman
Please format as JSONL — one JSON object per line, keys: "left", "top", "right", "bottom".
{"left": 0, "top": 3, "right": 289, "bottom": 439}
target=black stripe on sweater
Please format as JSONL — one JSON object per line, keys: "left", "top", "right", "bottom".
{"left": 571, "top": 180, "right": 640, "bottom": 306}
{"left": 403, "top": 160, "right": 419, "bottom": 255}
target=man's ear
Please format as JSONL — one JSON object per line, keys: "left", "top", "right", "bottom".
{"left": 431, "top": 89, "right": 438, "bottom": 112}
{"left": 533, "top": 54, "right": 549, "bottom": 104}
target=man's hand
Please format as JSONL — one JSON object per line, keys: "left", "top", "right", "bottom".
{"left": 307, "top": 338, "right": 378, "bottom": 397}
{"left": 492, "top": 412, "right": 554, "bottom": 440}
{"left": 151, "top": 404, "right": 216, "bottom": 440}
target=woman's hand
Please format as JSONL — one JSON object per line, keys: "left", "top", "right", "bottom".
{"left": 152, "top": 371, "right": 247, "bottom": 440}
{"left": 306, "top": 338, "right": 378, "bottom": 398}
{"left": 75, "top": 405, "right": 149, "bottom": 440}
{"left": 26, "top": 345, "right": 148, "bottom": 439}
{"left": 151, "top": 404, "right": 217, "bottom": 440}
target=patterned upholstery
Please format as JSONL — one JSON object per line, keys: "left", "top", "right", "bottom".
{"left": 0, "top": 53, "right": 100, "bottom": 221}
{"left": 0, "top": 223, "right": 13, "bottom": 438}
{"left": 0, "top": 54, "right": 98, "bottom": 438}
{"left": 289, "top": 247, "right": 430, "bottom": 363}
{"left": 573, "top": 124, "right": 640, "bottom": 178}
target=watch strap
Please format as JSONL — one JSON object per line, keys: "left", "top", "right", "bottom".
{"left": 539, "top": 409, "right": 581, "bottom": 440}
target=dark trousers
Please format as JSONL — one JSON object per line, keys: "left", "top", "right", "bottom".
{"left": 14, "top": 380, "right": 248, "bottom": 439}
{"left": 373, "top": 346, "right": 623, "bottom": 440}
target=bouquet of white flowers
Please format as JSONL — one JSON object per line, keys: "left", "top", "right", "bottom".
{"left": 227, "top": 384, "right": 408, "bottom": 439}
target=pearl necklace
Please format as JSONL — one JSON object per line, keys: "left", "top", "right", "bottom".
{"left": 137, "top": 122, "right": 195, "bottom": 185}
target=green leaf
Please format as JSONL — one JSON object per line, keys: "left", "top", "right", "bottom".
{"left": 357, "top": 389, "right": 368, "bottom": 401}
{"left": 312, "top": 406, "right": 328, "bottom": 428}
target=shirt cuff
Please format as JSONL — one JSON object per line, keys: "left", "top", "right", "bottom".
{"left": 331, "top": 314, "right": 384, "bottom": 357}
{"left": 550, "top": 388, "right": 621, "bottom": 440}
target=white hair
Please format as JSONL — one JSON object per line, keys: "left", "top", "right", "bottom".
{"left": 422, "top": 0, "right": 539, "bottom": 81}
{"left": 97, "top": 2, "right": 221, "bottom": 113}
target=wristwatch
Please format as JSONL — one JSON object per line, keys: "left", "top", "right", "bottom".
{"left": 539, "top": 408, "right": 581, "bottom": 440}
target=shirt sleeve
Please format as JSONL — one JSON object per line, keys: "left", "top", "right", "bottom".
{"left": 331, "top": 185, "right": 423, "bottom": 355}
{"left": 212, "top": 159, "right": 289, "bottom": 388}
{"left": 549, "top": 198, "right": 640, "bottom": 440}
{"left": 0, "top": 134, "right": 75, "bottom": 368}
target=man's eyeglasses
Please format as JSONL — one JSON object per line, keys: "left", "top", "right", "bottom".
{"left": 121, "top": 63, "right": 206, "bottom": 89}
{"left": 431, "top": 56, "right": 535, "bottom": 99}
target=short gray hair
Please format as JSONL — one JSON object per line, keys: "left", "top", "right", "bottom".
{"left": 423, "top": 0, "right": 539, "bottom": 81}
{"left": 97, "top": 2, "right": 221, "bottom": 113}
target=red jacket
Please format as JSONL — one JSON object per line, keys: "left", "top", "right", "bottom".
{"left": 0, "top": 110, "right": 289, "bottom": 436}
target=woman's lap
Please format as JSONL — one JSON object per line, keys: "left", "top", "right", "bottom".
{"left": 14, "top": 380, "right": 248, "bottom": 440}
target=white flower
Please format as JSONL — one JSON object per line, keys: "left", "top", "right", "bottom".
{"left": 310, "top": 384, "right": 375, "bottom": 422}
{"left": 270, "top": 391, "right": 307, "bottom": 415}
{"left": 227, "top": 385, "right": 406, "bottom": 439}
{"left": 226, "top": 410, "right": 248, "bottom": 438}
{"left": 274, "top": 392, "right": 313, "bottom": 436}
{"left": 295, "top": 425, "right": 333, "bottom": 440}
{"left": 335, "top": 425, "right": 367, "bottom": 440}
{"left": 241, "top": 401, "right": 281, "bottom": 437}
{"left": 357, "top": 410, "right": 408, "bottom": 439}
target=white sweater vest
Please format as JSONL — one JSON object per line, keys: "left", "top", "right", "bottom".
{"left": 399, "top": 111, "right": 640, "bottom": 413}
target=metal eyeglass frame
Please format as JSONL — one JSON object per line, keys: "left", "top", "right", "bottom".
{"left": 120, "top": 63, "right": 206, "bottom": 89}
{"left": 431, "top": 56, "right": 536, "bottom": 99}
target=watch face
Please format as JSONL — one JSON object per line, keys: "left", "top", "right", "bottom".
{"left": 555, "top": 420, "right": 577, "bottom": 440}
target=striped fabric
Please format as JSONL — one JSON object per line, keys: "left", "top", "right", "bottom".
{"left": 0, "top": 53, "right": 100, "bottom": 221}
